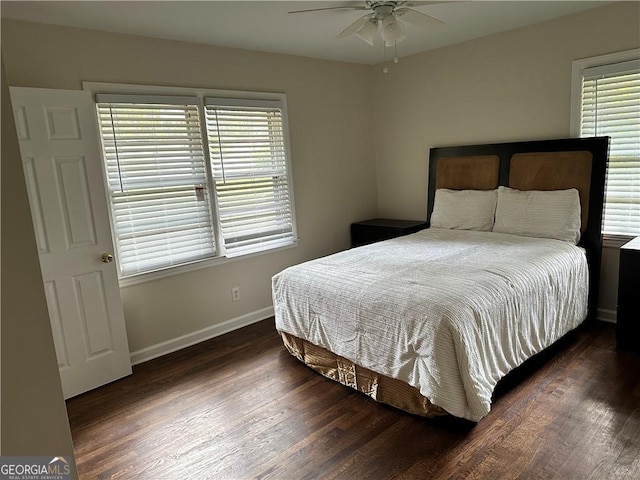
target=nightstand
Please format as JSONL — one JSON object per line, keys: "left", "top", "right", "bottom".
{"left": 617, "top": 236, "right": 640, "bottom": 352}
{"left": 350, "top": 218, "right": 428, "bottom": 248}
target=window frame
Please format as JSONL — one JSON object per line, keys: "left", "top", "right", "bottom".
{"left": 84, "top": 82, "right": 297, "bottom": 287}
{"left": 570, "top": 49, "right": 640, "bottom": 248}
{"left": 204, "top": 97, "right": 296, "bottom": 257}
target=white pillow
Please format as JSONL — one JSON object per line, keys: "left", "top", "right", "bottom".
{"left": 492, "top": 186, "right": 581, "bottom": 244}
{"left": 430, "top": 189, "right": 498, "bottom": 232}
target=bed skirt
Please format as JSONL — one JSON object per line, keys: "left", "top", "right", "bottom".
{"left": 280, "top": 331, "right": 448, "bottom": 418}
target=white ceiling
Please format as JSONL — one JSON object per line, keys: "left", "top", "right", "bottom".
{"left": 1, "top": 1, "right": 611, "bottom": 65}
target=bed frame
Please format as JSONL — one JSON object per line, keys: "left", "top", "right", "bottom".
{"left": 427, "top": 136, "right": 609, "bottom": 319}
{"left": 281, "top": 136, "right": 609, "bottom": 419}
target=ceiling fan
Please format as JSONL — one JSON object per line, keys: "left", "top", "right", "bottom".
{"left": 288, "top": 1, "right": 445, "bottom": 47}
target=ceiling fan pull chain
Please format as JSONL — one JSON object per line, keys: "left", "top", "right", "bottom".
{"left": 383, "top": 42, "right": 389, "bottom": 73}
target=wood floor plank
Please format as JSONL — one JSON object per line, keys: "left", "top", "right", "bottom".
{"left": 67, "top": 319, "right": 640, "bottom": 479}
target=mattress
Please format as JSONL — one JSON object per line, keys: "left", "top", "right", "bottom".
{"left": 272, "top": 228, "right": 588, "bottom": 421}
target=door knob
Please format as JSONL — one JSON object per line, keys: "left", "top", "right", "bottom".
{"left": 101, "top": 252, "right": 114, "bottom": 263}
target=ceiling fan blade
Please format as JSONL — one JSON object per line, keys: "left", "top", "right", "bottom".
{"left": 288, "top": 6, "right": 368, "bottom": 14}
{"left": 400, "top": 1, "right": 449, "bottom": 6}
{"left": 395, "top": 8, "right": 444, "bottom": 29}
{"left": 335, "top": 14, "right": 373, "bottom": 39}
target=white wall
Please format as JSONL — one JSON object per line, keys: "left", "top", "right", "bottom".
{"left": 371, "top": 2, "right": 640, "bottom": 314}
{"left": 1, "top": 20, "right": 378, "bottom": 353}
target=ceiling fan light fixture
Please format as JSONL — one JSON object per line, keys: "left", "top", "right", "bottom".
{"left": 355, "top": 18, "right": 378, "bottom": 46}
{"left": 380, "top": 14, "right": 406, "bottom": 44}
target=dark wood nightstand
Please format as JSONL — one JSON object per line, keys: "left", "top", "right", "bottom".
{"left": 617, "top": 236, "right": 640, "bottom": 352}
{"left": 350, "top": 218, "right": 428, "bottom": 248}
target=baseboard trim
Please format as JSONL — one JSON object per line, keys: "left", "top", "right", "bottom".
{"left": 596, "top": 307, "right": 617, "bottom": 324}
{"left": 130, "top": 304, "right": 615, "bottom": 365}
{"left": 129, "top": 306, "right": 275, "bottom": 366}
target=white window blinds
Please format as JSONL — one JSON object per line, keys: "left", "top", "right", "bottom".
{"left": 205, "top": 98, "right": 295, "bottom": 256}
{"left": 96, "top": 95, "right": 216, "bottom": 276}
{"left": 580, "top": 59, "right": 640, "bottom": 236}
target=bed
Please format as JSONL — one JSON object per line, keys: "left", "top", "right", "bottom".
{"left": 273, "top": 137, "right": 609, "bottom": 421}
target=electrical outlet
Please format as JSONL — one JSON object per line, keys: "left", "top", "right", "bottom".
{"left": 231, "top": 286, "right": 240, "bottom": 302}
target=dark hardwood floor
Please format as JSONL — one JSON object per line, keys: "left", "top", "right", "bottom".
{"left": 67, "top": 319, "right": 640, "bottom": 479}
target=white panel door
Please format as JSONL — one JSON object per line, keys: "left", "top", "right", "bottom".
{"left": 10, "top": 87, "right": 132, "bottom": 399}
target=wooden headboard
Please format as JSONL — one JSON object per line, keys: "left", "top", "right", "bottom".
{"left": 427, "top": 137, "right": 609, "bottom": 320}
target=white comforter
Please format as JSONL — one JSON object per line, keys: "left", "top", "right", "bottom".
{"left": 272, "top": 228, "right": 588, "bottom": 421}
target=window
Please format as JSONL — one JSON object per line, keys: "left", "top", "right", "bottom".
{"left": 205, "top": 99, "right": 294, "bottom": 257}
{"left": 572, "top": 50, "right": 640, "bottom": 238}
{"left": 96, "top": 92, "right": 296, "bottom": 279}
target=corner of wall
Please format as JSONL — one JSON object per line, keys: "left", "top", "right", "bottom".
{"left": 1, "top": 53, "right": 76, "bottom": 465}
